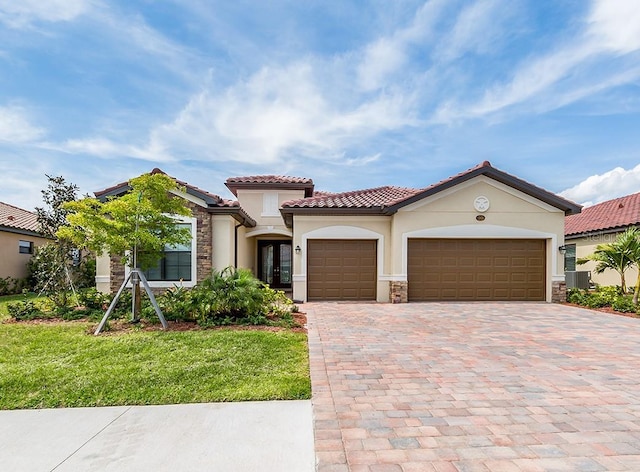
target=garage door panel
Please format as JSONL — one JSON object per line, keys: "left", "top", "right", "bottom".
{"left": 307, "top": 240, "right": 377, "bottom": 301}
{"left": 408, "top": 239, "right": 545, "bottom": 301}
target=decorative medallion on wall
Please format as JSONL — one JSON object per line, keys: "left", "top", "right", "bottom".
{"left": 473, "top": 196, "right": 490, "bottom": 212}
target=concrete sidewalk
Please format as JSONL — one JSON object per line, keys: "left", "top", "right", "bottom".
{"left": 0, "top": 400, "right": 315, "bottom": 472}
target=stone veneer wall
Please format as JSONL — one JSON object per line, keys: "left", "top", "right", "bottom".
{"left": 108, "top": 201, "right": 213, "bottom": 294}
{"left": 389, "top": 281, "right": 408, "bottom": 303}
{"left": 551, "top": 280, "right": 566, "bottom": 304}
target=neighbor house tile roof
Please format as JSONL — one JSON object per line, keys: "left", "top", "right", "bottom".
{"left": 565, "top": 192, "right": 640, "bottom": 237}
{"left": 0, "top": 202, "right": 40, "bottom": 233}
{"left": 282, "top": 185, "right": 421, "bottom": 209}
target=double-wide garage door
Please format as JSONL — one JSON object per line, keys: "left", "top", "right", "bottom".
{"left": 408, "top": 239, "right": 545, "bottom": 301}
{"left": 307, "top": 240, "right": 376, "bottom": 301}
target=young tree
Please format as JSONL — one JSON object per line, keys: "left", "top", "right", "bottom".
{"left": 29, "top": 175, "right": 84, "bottom": 308}
{"left": 57, "top": 172, "right": 192, "bottom": 321}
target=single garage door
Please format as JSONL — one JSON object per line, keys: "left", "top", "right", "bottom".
{"left": 307, "top": 239, "right": 377, "bottom": 301}
{"left": 408, "top": 239, "right": 545, "bottom": 301}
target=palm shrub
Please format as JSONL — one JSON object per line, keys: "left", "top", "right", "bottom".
{"left": 195, "top": 267, "right": 269, "bottom": 326}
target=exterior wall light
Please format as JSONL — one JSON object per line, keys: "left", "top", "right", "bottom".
{"left": 558, "top": 245, "right": 567, "bottom": 253}
{"left": 295, "top": 245, "right": 301, "bottom": 254}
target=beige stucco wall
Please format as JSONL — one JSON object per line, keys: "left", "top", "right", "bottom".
{"left": 0, "top": 231, "right": 48, "bottom": 280}
{"left": 569, "top": 232, "right": 638, "bottom": 289}
{"left": 235, "top": 189, "right": 299, "bottom": 279}
{"left": 291, "top": 215, "right": 392, "bottom": 302}
{"left": 235, "top": 189, "right": 305, "bottom": 229}
{"left": 289, "top": 176, "right": 567, "bottom": 303}
{"left": 392, "top": 177, "right": 566, "bottom": 303}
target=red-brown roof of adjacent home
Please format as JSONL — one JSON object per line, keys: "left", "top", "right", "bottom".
{"left": 565, "top": 192, "right": 640, "bottom": 237}
{"left": 282, "top": 185, "right": 421, "bottom": 209}
{"left": 0, "top": 202, "right": 40, "bottom": 233}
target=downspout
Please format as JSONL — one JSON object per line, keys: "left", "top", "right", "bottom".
{"left": 234, "top": 223, "right": 242, "bottom": 268}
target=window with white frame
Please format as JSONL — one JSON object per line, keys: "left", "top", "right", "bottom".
{"left": 141, "top": 219, "right": 196, "bottom": 284}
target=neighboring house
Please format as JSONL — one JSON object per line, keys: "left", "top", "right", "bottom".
{"left": 0, "top": 202, "right": 49, "bottom": 280}
{"left": 96, "top": 162, "right": 581, "bottom": 303}
{"left": 565, "top": 192, "right": 640, "bottom": 288}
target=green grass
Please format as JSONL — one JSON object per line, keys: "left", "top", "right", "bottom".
{"left": 0, "top": 322, "right": 310, "bottom": 410}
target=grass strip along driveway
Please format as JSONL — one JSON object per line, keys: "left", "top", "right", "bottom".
{"left": 0, "top": 322, "right": 310, "bottom": 410}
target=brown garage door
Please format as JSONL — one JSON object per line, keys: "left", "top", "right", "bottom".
{"left": 408, "top": 239, "right": 545, "bottom": 301}
{"left": 307, "top": 240, "right": 377, "bottom": 301}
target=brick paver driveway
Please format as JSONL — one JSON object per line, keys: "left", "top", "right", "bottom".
{"left": 306, "top": 303, "right": 640, "bottom": 472}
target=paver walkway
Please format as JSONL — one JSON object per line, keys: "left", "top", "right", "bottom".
{"left": 306, "top": 302, "right": 640, "bottom": 471}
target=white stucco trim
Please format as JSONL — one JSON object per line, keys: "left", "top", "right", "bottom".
{"left": 296, "top": 225, "right": 385, "bottom": 282}
{"left": 400, "top": 224, "right": 562, "bottom": 279}
{"left": 245, "top": 228, "right": 293, "bottom": 238}
{"left": 125, "top": 215, "right": 198, "bottom": 288}
{"left": 95, "top": 275, "right": 109, "bottom": 284}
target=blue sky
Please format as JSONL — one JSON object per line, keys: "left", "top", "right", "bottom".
{"left": 1, "top": 0, "right": 640, "bottom": 211}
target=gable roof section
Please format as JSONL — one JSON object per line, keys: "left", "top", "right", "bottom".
{"left": 225, "top": 175, "right": 314, "bottom": 197}
{"left": 94, "top": 168, "right": 256, "bottom": 227}
{"left": 280, "top": 161, "right": 581, "bottom": 226}
{"left": 385, "top": 161, "right": 582, "bottom": 216}
{"left": 565, "top": 192, "right": 640, "bottom": 238}
{"left": 0, "top": 201, "right": 42, "bottom": 236}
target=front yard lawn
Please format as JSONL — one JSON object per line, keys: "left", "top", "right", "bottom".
{"left": 0, "top": 322, "right": 310, "bottom": 410}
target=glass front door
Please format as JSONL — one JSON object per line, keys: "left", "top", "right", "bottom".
{"left": 258, "top": 241, "right": 292, "bottom": 289}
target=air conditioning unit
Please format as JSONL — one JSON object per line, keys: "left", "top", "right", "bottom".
{"left": 565, "top": 271, "right": 592, "bottom": 289}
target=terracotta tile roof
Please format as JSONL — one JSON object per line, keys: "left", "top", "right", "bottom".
{"left": 226, "top": 175, "right": 313, "bottom": 185}
{"left": 565, "top": 192, "right": 640, "bottom": 237}
{"left": 93, "top": 167, "right": 222, "bottom": 203}
{"left": 282, "top": 185, "right": 421, "bottom": 209}
{"left": 0, "top": 201, "right": 40, "bottom": 233}
{"left": 225, "top": 174, "right": 314, "bottom": 197}
{"left": 94, "top": 168, "right": 224, "bottom": 205}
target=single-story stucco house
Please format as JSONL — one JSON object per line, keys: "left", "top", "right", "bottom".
{"left": 0, "top": 202, "right": 49, "bottom": 281}
{"left": 565, "top": 191, "right": 640, "bottom": 288}
{"left": 95, "top": 161, "right": 582, "bottom": 303}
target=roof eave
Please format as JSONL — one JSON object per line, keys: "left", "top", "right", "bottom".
{"left": 280, "top": 206, "right": 385, "bottom": 227}
{"left": 207, "top": 207, "right": 256, "bottom": 227}
{"left": 225, "top": 181, "right": 315, "bottom": 197}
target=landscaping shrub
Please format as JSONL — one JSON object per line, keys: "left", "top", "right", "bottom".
{"left": 7, "top": 298, "right": 47, "bottom": 321}
{"left": 611, "top": 296, "right": 637, "bottom": 313}
{"left": 0, "top": 277, "right": 29, "bottom": 296}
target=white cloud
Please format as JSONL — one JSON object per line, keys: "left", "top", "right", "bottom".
{"left": 560, "top": 163, "right": 640, "bottom": 205}
{"left": 436, "top": 0, "right": 511, "bottom": 62}
{"left": 587, "top": 0, "right": 640, "bottom": 53}
{"left": 144, "top": 62, "right": 416, "bottom": 164}
{"left": 434, "top": 0, "right": 640, "bottom": 122}
{"left": 357, "top": 0, "right": 448, "bottom": 91}
{"left": 0, "top": 105, "right": 45, "bottom": 143}
{"left": 0, "top": 0, "right": 88, "bottom": 28}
